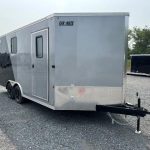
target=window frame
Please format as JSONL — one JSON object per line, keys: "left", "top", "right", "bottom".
{"left": 11, "top": 37, "right": 17, "bottom": 54}
{"left": 35, "top": 35, "right": 43, "bottom": 58}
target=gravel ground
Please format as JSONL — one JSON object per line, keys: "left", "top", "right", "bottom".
{"left": 0, "top": 129, "right": 16, "bottom": 150}
{"left": 126, "top": 75, "right": 150, "bottom": 138}
{"left": 0, "top": 76, "right": 150, "bottom": 150}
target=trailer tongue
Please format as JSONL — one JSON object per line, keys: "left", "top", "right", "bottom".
{"left": 96, "top": 92, "right": 150, "bottom": 134}
{"left": 96, "top": 102, "right": 150, "bottom": 117}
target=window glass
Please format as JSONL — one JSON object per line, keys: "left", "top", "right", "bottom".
{"left": 36, "top": 36, "right": 43, "bottom": 58}
{"left": 11, "top": 37, "right": 17, "bottom": 54}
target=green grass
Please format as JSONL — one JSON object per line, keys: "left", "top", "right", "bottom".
{"left": 127, "top": 59, "right": 131, "bottom": 71}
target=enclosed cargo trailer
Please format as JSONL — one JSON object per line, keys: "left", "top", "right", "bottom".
{"left": 130, "top": 54, "right": 150, "bottom": 76}
{"left": 0, "top": 13, "right": 129, "bottom": 110}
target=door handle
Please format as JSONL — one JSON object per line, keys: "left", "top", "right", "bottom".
{"left": 32, "top": 64, "right": 34, "bottom": 68}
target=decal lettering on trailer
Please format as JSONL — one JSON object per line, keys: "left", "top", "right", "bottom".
{"left": 59, "top": 21, "right": 74, "bottom": 26}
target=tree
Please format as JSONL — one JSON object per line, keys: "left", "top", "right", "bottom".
{"left": 128, "top": 29, "right": 132, "bottom": 58}
{"left": 128, "top": 26, "right": 150, "bottom": 57}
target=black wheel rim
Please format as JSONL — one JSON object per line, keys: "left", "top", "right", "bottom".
{"left": 8, "top": 88, "right": 11, "bottom": 94}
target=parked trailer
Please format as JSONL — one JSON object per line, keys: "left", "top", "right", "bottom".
{"left": 0, "top": 13, "right": 129, "bottom": 110}
{"left": 128, "top": 54, "right": 150, "bottom": 77}
{"left": 0, "top": 13, "right": 150, "bottom": 131}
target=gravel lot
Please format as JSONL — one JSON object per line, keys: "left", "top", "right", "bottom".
{"left": 126, "top": 75, "right": 150, "bottom": 138}
{"left": 0, "top": 76, "right": 150, "bottom": 150}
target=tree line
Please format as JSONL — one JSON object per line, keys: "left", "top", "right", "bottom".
{"left": 128, "top": 26, "right": 150, "bottom": 59}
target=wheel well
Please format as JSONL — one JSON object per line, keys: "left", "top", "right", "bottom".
{"left": 13, "top": 84, "right": 19, "bottom": 88}
{"left": 13, "top": 83, "right": 23, "bottom": 95}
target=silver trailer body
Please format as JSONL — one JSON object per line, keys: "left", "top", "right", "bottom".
{"left": 0, "top": 13, "right": 129, "bottom": 110}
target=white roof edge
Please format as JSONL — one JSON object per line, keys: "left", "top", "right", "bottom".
{"left": 131, "top": 54, "right": 150, "bottom": 57}
{"left": 51, "top": 12, "right": 129, "bottom": 17}
{"left": 0, "top": 12, "right": 129, "bottom": 38}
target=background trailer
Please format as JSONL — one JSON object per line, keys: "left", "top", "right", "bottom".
{"left": 130, "top": 54, "right": 150, "bottom": 75}
{"left": 0, "top": 13, "right": 129, "bottom": 111}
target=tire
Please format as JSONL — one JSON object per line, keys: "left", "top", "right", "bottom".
{"left": 6, "top": 82, "right": 15, "bottom": 99}
{"left": 14, "top": 86, "right": 24, "bottom": 104}
{"left": 6, "top": 82, "right": 11, "bottom": 95}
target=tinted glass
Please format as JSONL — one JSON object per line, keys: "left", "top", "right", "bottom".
{"left": 36, "top": 36, "right": 43, "bottom": 58}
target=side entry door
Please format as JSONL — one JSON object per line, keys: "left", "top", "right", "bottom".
{"left": 31, "top": 29, "right": 48, "bottom": 101}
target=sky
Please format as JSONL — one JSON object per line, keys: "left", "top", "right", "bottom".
{"left": 0, "top": 0, "right": 150, "bottom": 35}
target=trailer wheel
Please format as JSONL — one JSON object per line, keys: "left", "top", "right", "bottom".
{"left": 6, "top": 82, "right": 15, "bottom": 99}
{"left": 14, "top": 86, "right": 24, "bottom": 104}
{"left": 6, "top": 82, "right": 12, "bottom": 96}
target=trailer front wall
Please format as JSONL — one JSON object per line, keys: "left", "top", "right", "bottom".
{"left": 0, "top": 18, "right": 55, "bottom": 106}
{"left": 0, "top": 36, "right": 15, "bottom": 86}
{"left": 54, "top": 15, "right": 128, "bottom": 110}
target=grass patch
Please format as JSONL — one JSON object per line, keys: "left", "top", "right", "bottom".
{"left": 127, "top": 59, "right": 131, "bottom": 71}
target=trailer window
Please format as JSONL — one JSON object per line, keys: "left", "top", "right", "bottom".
{"left": 11, "top": 37, "right": 17, "bottom": 54}
{"left": 36, "top": 36, "right": 43, "bottom": 58}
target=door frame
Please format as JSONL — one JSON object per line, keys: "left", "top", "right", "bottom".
{"left": 31, "top": 28, "right": 49, "bottom": 101}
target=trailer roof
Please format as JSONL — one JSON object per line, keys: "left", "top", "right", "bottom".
{"left": 131, "top": 54, "right": 150, "bottom": 57}
{"left": 0, "top": 12, "right": 129, "bottom": 38}
{"left": 51, "top": 12, "right": 129, "bottom": 17}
